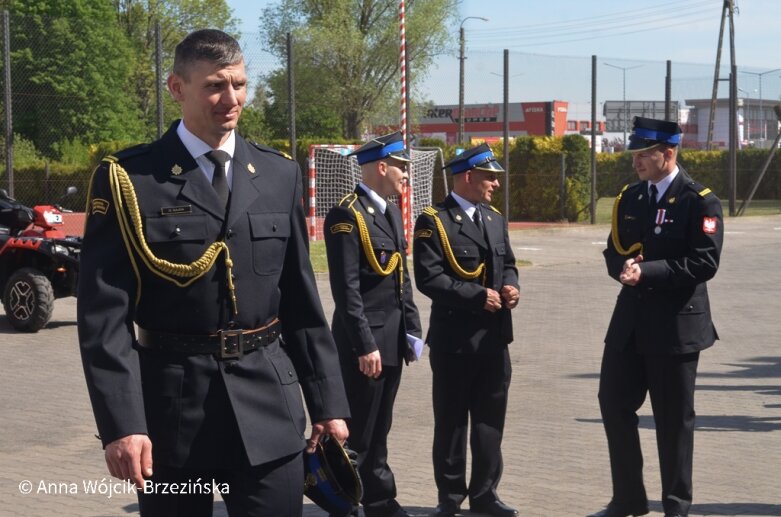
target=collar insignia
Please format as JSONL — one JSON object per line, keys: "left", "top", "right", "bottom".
{"left": 171, "top": 164, "right": 183, "bottom": 176}
{"left": 367, "top": 206, "right": 375, "bottom": 215}
{"left": 248, "top": 163, "right": 256, "bottom": 174}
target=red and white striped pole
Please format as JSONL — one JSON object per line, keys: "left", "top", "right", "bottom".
{"left": 399, "top": 0, "right": 412, "bottom": 240}
{"left": 308, "top": 145, "right": 317, "bottom": 240}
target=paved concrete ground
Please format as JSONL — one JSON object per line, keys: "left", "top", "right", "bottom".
{"left": 1, "top": 214, "right": 779, "bottom": 516}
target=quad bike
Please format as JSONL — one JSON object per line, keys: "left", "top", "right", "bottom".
{"left": 0, "top": 187, "right": 81, "bottom": 332}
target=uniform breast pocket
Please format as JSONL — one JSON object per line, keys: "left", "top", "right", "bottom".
{"left": 144, "top": 214, "right": 209, "bottom": 263}
{"left": 452, "top": 244, "right": 481, "bottom": 269}
{"left": 248, "top": 212, "right": 291, "bottom": 275}
{"left": 494, "top": 242, "right": 506, "bottom": 256}
{"left": 145, "top": 214, "right": 208, "bottom": 243}
{"left": 372, "top": 236, "right": 396, "bottom": 265}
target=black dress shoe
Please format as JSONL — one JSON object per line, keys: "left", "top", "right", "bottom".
{"left": 433, "top": 501, "right": 460, "bottom": 516}
{"left": 363, "top": 506, "right": 410, "bottom": 517}
{"left": 469, "top": 499, "right": 519, "bottom": 517}
{"left": 588, "top": 501, "right": 649, "bottom": 517}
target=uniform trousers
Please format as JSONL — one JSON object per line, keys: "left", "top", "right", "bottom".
{"left": 340, "top": 362, "right": 403, "bottom": 515}
{"left": 429, "top": 348, "right": 511, "bottom": 507}
{"left": 598, "top": 343, "right": 699, "bottom": 515}
{"left": 137, "top": 363, "right": 304, "bottom": 517}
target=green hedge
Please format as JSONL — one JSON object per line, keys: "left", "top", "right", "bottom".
{"left": 597, "top": 148, "right": 781, "bottom": 200}
{"left": 5, "top": 136, "right": 780, "bottom": 222}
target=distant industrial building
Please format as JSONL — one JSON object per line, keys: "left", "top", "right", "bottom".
{"left": 416, "top": 101, "right": 569, "bottom": 145}
{"left": 684, "top": 97, "right": 780, "bottom": 149}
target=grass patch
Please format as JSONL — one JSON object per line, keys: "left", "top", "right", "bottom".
{"left": 308, "top": 240, "right": 329, "bottom": 273}
{"left": 726, "top": 199, "right": 781, "bottom": 216}
{"left": 594, "top": 197, "right": 781, "bottom": 224}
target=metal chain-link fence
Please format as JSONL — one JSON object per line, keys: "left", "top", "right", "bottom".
{"left": 2, "top": 9, "right": 779, "bottom": 221}
{"left": 0, "top": 11, "right": 280, "bottom": 211}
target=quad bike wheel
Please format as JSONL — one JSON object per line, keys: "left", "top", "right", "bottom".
{"left": 2, "top": 267, "right": 55, "bottom": 332}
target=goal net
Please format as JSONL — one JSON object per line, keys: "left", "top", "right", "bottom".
{"left": 307, "top": 144, "right": 440, "bottom": 241}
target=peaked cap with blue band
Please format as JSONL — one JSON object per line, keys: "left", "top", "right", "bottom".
{"left": 627, "top": 116, "right": 683, "bottom": 152}
{"left": 350, "top": 131, "right": 411, "bottom": 165}
{"left": 444, "top": 143, "right": 504, "bottom": 175}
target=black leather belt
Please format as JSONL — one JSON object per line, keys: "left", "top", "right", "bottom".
{"left": 137, "top": 319, "right": 281, "bottom": 359}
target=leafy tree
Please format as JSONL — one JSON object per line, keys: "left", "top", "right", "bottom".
{"left": 238, "top": 83, "right": 271, "bottom": 142}
{"left": 113, "top": 0, "right": 238, "bottom": 138}
{"left": 4, "top": 0, "right": 143, "bottom": 157}
{"left": 260, "top": 0, "right": 454, "bottom": 139}
{"left": 262, "top": 67, "right": 343, "bottom": 139}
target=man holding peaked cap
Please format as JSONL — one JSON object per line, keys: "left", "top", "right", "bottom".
{"left": 413, "top": 143, "right": 519, "bottom": 517}
{"left": 324, "top": 131, "right": 422, "bottom": 517}
{"left": 591, "top": 117, "right": 723, "bottom": 517}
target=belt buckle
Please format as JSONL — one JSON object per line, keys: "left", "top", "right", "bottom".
{"left": 218, "top": 328, "right": 244, "bottom": 359}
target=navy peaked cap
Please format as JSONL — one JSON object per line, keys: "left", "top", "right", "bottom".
{"left": 350, "top": 131, "right": 410, "bottom": 165}
{"left": 628, "top": 116, "right": 682, "bottom": 151}
{"left": 444, "top": 143, "right": 504, "bottom": 175}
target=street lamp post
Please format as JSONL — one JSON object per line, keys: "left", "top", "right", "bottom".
{"left": 740, "top": 69, "right": 781, "bottom": 145}
{"left": 458, "top": 16, "right": 488, "bottom": 146}
{"left": 605, "top": 62, "right": 642, "bottom": 149}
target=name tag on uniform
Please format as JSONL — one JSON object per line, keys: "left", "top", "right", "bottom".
{"left": 160, "top": 205, "right": 192, "bottom": 216}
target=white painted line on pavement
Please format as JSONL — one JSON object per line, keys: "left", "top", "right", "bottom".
{"left": 591, "top": 241, "right": 604, "bottom": 245}
{"left": 774, "top": 227, "right": 781, "bottom": 231}
{"left": 724, "top": 231, "right": 745, "bottom": 234}
{"left": 517, "top": 247, "right": 541, "bottom": 251}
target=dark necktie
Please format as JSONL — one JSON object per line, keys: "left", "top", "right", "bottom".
{"left": 473, "top": 206, "right": 483, "bottom": 234}
{"left": 648, "top": 184, "right": 658, "bottom": 215}
{"left": 205, "top": 150, "right": 230, "bottom": 207}
{"left": 385, "top": 206, "right": 398, "bottom": 240}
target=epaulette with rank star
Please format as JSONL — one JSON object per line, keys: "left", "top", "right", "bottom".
{"left": 248, "top": 140, "right": 294, "bottom": 160}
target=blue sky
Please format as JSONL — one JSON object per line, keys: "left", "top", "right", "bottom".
{"left": 225, "top": 0, "right": 781, "bottom": 114}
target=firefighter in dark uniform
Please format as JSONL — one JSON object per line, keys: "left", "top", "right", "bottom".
{"left": 413, "top": 144, "right": 520, "bottom": 517}
{"left": 77, "top": 29, "right": 349, "bottom": 516}
{"left": 323, "top": 132, "right": 422, "bottom": 517}
{"left": 591, "top": 117, "right": 723, "bottom": 517}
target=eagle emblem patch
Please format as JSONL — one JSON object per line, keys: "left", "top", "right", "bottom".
{"left": 702, "top": 216, "right": 718, "bottom": 234}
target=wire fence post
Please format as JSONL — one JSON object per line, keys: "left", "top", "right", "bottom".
{"left": 3, "top": 10, "right": 13, "bottom": 197}
{"left": 287, "top": 32, "right": 296, "bottom": 161}
{"left": 590, "top": 55, "right": 597, "bottom": 225}
{"left": 560, "top": 153, "right": 567, "bottom": 221}
{"left": 502, "top": 49, "right": 509, "bottom": 218}
{"left": 665, "top": 60, "right": 672, "bottom": 121}
{"left": 155, "top": 20, "right": 164, "bottom": 139}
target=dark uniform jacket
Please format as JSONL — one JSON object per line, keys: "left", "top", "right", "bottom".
{"left": 413, "top": 194, "right": 519, "bottom": 354}
{"left": 323, "top": 186, "right": 421, "bottom": 366}
{"left": 603, "top": 166, "right": 723, "bottom": 355}
{"left": 77, "top": 122, "right": 349, "bottom": 467}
